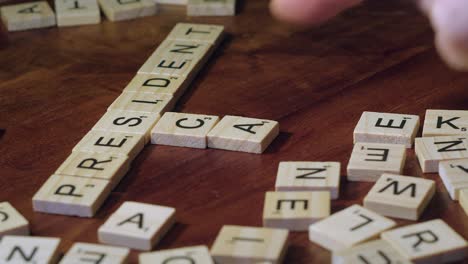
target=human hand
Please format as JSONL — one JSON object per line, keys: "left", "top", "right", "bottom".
{"left": 270, "top": 0, "right": 468, "bottom": 71}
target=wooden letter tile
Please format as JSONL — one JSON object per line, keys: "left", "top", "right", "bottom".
{"left": 150, "top": 112, "right": 219, "bottom": 149}
{"left": 166, "top": 23, "right": 224, "bottom": 45}
{"left": 55, "top": 0, "right": 100, "bottom": 27}
{"left": 73, "top": 131, "right": 146, "bottom": 161}
{"left": 138, "top": 39, "right": 212, "bottom": 77}
{"left": 332, "top": 239, "right": 412, "bottom": 264}
{"left": 263, "top": 191, "right": 330, "bottom": 231}
{"left": 0, "top": 202, "right": 29, "bottom": 237}
{"left": 207, "top": 115, "right": 279, "bottom": 154}
{"left": 123, "top": 74, "right": 191, "bottom": 100}
{"left": 415, "top": 136, "right": 468, "bottom": 173}
{"left": 98, "top": 201, "right": 176, "bottom": 250}
{"left": 381, "top": 219, "right": 468, "bottom": 263}
{"left": 308, "top": 204, "right": 396, "bottom": 251}
{"left": 108, "top": 92, "right": 175, "bottom": 115}
{"left": 347, "top": 143, "right": 406, "bottom": 182}
{"left": 353, "top": 111, "right": 420, "bottom": 148}
{"left": 60, "top": 242, "right": 130, "bottom": 264}
{"left": 438, "top": 159, "right": 468, "bottom": 200}
{"left": 460, "top": 189, "right": 468, "bottom": 216}
{"left": 363, "top": 174, "right": 435, "bottom": 220}
{"left": 92, "top": 110, "right": 160, "bottom": 143}
{"left": 139, "top": 245, "right": 214, "bottom": 264}
{"left": 55, "top": 151, "right": 130, "bottom": 189}
{"left": 187, "top": 0, "right": 236, "bottom": 16}
{"left": 98, "top": 0, "right": 156, "bottom": 21}
{"left": 32, "top": 175, "right": 112, "bottom": 217}
{"left": 155, "top": 0, "right": 187, "bottom": 5}
{"left": 0, "top": 236, "right": 60, "bottom": 264}
{"left": 422, "top": 109, "right": 468, "bottom": 137}
{"left": 275, "top": 161, "right": 341, "bottom": 199}
{"left": 0, "top": 1, "right": 56, "bottom": 31}
{"left": 210, "top": 225, "right": 289, "bottom": 264}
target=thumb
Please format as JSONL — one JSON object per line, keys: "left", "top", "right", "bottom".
{"left": 421, "top": 0, "right": 468, "bottom": 71}
{"left": 270, "top": 0, "right": 363, "bottom": 25}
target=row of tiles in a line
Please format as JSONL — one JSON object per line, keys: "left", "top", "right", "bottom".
{"left": 0, "top": 0, "right": 235, "bottom": 31}
{"left": 1, "top": 201, "right": 467, "bottom": 263}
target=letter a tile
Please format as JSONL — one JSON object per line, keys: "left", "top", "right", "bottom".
{"left": 415, "top": 136, "right": 468, "bottom": 173}
{"left": 0, "top": 1, "right": 56, "bottom": 31}
{"left": 98, "top": 201, "right": 176, "bottom": 250}
{"left": 207, "top": 115, "right": 279, "bottom": 154}
{"left": 308, "top": 204, "right": 396, "bottom": 251}
{"left": 381, "top": 219, "right": 468, "bottom": 263}
{"left": 347, "top": 143, "right": 406, "bottom": 182}
{"left": 210, "top": 225, "right": 289, "bottom": 264}
{"left": 363, "top": 174, "right": 435, "bottom": 220}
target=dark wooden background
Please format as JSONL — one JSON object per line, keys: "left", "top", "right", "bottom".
{"left": 1, "top": 0, "right": 467, "bottom": 262}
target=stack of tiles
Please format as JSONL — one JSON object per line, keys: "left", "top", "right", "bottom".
{"left": 263, "top": 161, "right": 338, "bottom": 231}
{"left": 32, "top": 23, "right": 225, "bottom": 218}
{"left": 348, "top": 111, "right": 418, "bottom": 182}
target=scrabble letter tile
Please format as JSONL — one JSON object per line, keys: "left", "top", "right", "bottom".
{"left": 0, "top": 236, "right": 60, "bottom": 264}
{"left": 55, "top": 0, "right": 100, "bottom": 27}
{"left": 60, "top": 242, "right": 130, "bottom": 264}
{"left": 0, "top": 202, "right": 29, "bottom": 237}
{"left": 275, "top": 161, "right": 341, "bottom": 199}
{"left": 92, "top": 110, "right": 160, "bottom": 143}
{"left": 187, "top": 0, "right": 236, "bottom": 16}
{"left": 207, "top": 115, "right": 279, "bottom": 154}
{"left": 166, "top": 23, "right": 224, "bottom": 45}
{"left": 363, "top": 174, "right": 435, "bottom": 220}
{"left": 33, "top": 175, "right": 112, "bottom": 217}
{"left": 154, "top": 0, "right": 187, "bottom": 5}
{"left": 353, "top": 111, "right": 419, "bottom": 148}
{"left": 382, "top": 219, "right": 468, "bottom": 264}
{"left": 0, "top": 1, "right": 56, "bottom": 31}
{"left": 138, "top": 40, "right": 212, "bottom": 77}
{"left": 263, "top": 191, "right": 330, "bottom": 231}
{"left": 123, "top": 74, "right": 191, "bottom": 100}
{"left": 308, "top": 204, "right": 396, "bottom": 251}
{"left": 438, "top": 159, "right": 468, "bottom": 200}
{"left": 332, "top": 239, "right": 412, "bottom": 264}
{"left": 210, "top": 225, "right": 289, "bottom": 264}
{"left": 139, "top": 245, "right": 214, "bottom": 264}
{"left": 98, "top": 0, "right": 156, "bottom": 21}
{"left": 98, "top": 201, "right": 176, "bottom": 250}
{"left": 460, "top": 189, "right": 468, "bottom": 216}
{"left": 415, "top": 136, "right": 468, "bottom": 173}
{"left": 347, "top": 143, "right": 406, "bottom": 182}
{"left": 108, "top": 92, "right": 174, "bottom": 115}
{"left": 73, "top": 131, "right": 146, "bottom": 161}
{"left": 55, "top": 152, "right": 130, "bottom": 189}
{"left": 151, "top": 112, "right": 219, "bottom": 149}
{"left": 422, "top": 109, "right": 468, "bottom": 137}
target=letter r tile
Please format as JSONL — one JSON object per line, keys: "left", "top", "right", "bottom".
{"left": 381, "top": 219, "right": 467, "bottom": 263}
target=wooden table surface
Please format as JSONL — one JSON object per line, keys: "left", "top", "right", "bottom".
{"left": 1, "top": 0, "right": 468, "bottom": 263}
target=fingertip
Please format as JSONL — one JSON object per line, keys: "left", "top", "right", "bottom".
{"left": 270, "top": 0, "right": 362, "bottom": 26}
{"left": 435, "top": 33, "right": 468, "bottom": 71}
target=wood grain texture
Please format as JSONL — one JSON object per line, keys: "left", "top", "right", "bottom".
{"left": 0, "top": 0, "right": 468, "bottom": 263}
